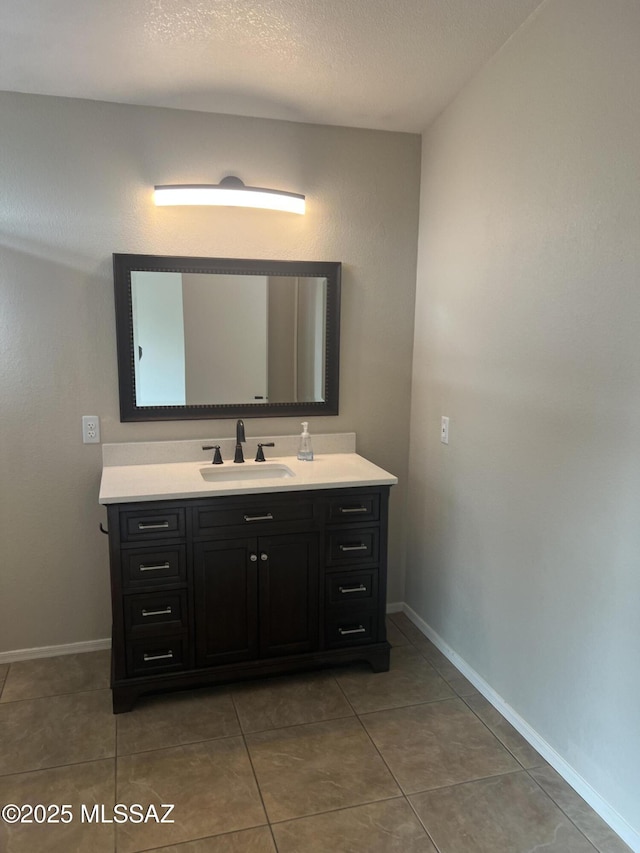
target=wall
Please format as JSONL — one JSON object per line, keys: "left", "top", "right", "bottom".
{"left": 0, "top": 92, "right": 420, "bottom": 653}
{"left": 408, "top": 0, "right": 640, "bottom": 840}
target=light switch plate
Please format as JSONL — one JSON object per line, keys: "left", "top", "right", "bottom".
{"left": 441, "top": 416, "right": 449, "bottom": 444}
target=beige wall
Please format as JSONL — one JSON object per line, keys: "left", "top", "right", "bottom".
{"left": 408, "top": 0, "right": 640, "bottom": 839}
{"left": 0, "top": 92, "right": 420, "bottom": 653}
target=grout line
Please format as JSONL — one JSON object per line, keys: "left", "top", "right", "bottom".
{"left": 230, "top": 689, "right": 273, "bottom": 830}
{"left": 405, "top": 796, "right": 445, "bottom": 853}
{"left": 0, "top": 754, "right": 116, "bottom": 780}
{"left": 113, "top": 743, "right": 118, "bottom": 853}
{"left": 0, "top": 684, "right": 111, "bottom": 705}
{"left": 131, "top": 824, "right": 271, "bottom": 853}
{"left": 457, "top": 692, "right": 537, "bottom": 770}
{"left": 114, "top": 729, "right": 242, "bottom": 759}
{"left": 266, "top": 793, "right": 404, "bottom": 827}
{"left": 334, "top": 675, "right": 442, "bottom": 851}
{"left": 525, "top": 769, "right": 602, "bottom": 852}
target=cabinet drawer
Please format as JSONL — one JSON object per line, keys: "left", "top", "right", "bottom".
{"left": 326, "top": 569, "right": 378, "bottom": 607}
{"left": 326, "top": 529, "right": 379, "bottom": 566}
{"left": 325, "top": 611, "right": 378, "bottom": 648}
{"left": 327, "top": 494, "right": 380, "bottom": 524}
{"left": 128, "top": 636, "right": 189, "bottom": 677}
{"left": 122, "top": 546, "right": 186, "bottom": 589}
{"left": 193, "top": 499, "right": 314, "bottom": 535}
{"left": 125, "top": 591, "right": 188, "bottom": 636}
{"left": 121, "top": 508, "right": 186, "bottom": 542}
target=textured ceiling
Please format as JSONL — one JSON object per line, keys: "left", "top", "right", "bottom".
{"left": 0, "top": 0, "right": 543, "bottom": 132}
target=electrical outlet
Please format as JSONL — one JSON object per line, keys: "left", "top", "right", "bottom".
{"left": 82, "top": 415, "right": 101, "bottom": 444}
{"left": 441, "top": 416, "right": 449, "bottom": 445}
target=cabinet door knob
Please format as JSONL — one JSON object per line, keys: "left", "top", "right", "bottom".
{"left": 250, "top": 553, "right": 258, "bottom": 562}
{"left": 260, "top": 553, "right": 268, "bottom": 561}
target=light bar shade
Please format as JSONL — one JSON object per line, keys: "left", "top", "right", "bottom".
{"left": 153, "top": 176, "right": 305, "bottom": 214}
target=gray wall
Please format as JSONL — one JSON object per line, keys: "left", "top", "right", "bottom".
{"left": 408, "top": 0, "right": 640, "bottom": 837}
{"left": 0, "top": 92, "right": 420, "bottom": 653}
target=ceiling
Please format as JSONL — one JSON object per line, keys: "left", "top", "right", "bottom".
{"left": 0, "top": 0, "right": 543, "bottom": 133}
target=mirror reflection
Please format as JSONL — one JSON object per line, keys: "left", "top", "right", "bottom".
{"left": 131, "top": 272, "right": 327, "bottom": 407}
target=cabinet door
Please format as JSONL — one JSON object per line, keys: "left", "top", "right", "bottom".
{"left": 194, "top": 538, "right": 258, "bottom": 667}
{"left": 258, "top": 533, "right": 319, "bottom": 658}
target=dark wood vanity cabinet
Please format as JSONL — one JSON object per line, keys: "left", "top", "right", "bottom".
{"left": 106, "top": 486, "right": 391, "bottom": 713}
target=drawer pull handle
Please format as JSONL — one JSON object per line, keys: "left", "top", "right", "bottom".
{"left": 141, "top": 607, "right": 172, "bottom": 617}
{"left": 138, "top": 521, "right": 170, "bottom": 530}
{"left": 339, "top": 506, "right": 368, "bottom": 514}
{"left": 139, "top": 562, "right": 171, "bottom": 572}
{"left": 339, "top": 584, "right": 367, "bottom": 594}
{"left": 338, "top": 625, "right": 366, "bottom": 635}
{"left": 339, "top": 544, "right": 368, "bottom": 552}
{"left": 143, "top": 650, "right": 173, "bottom": 662}
{"left": 243, "top": 513, "right": 274, "bottom": 522}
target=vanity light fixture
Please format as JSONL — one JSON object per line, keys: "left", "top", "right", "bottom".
{"left": 153, "top": 175, "right": 305, "bottom": 214}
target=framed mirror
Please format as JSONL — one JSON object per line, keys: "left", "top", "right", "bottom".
{"left": 113, "top": 254, "right": 341, "bottom": 421}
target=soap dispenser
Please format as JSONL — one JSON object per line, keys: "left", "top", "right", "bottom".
{"left": 297, "top": 422, "right": 314, "bottom": 461}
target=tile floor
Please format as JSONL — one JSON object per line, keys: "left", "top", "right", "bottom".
{"left": 0, "top": 613, "right": 631, "bottom": 852}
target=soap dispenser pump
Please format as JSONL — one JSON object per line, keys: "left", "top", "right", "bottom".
{"left": 297, "top": 422, "right": 314, "bottom": 461}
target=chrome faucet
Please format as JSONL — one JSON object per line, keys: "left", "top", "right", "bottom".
{"left": 234, "top": 419, "right": 246, "bottom": 463}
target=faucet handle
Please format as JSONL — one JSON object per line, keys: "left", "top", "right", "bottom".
{"left": 202, "top": 445, "right": 223, "bottom": 464}
{"left": 255, "top": 442, "right": 275, "bottom": 462}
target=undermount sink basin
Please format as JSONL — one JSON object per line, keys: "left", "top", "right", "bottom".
{"left": 200, "top": 463, "right": 295, "bottom": 483}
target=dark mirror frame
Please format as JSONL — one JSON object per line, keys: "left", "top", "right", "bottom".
{"left": 113, "top": 253, "right": 341, "bottom": 421}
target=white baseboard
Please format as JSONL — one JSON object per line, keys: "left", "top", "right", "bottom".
{"left": 0, "top": 638, "right": 111, "bottom": 664}
{"left": 401, "top": 603, "right": 640, "bottom": 853}
{"left": 385, "top": 601, "right": 404, "bottom": 613}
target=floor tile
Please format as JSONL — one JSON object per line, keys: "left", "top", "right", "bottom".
{"left": 246, "top": 716, "right": 400, "bottom": 822}
{"left": 464, "top": 693, "right": 545, "bottom": 768}
{"left": 387, "top": 616, "right": 478, "bottom": 691}
{"left": 117, "top": 686, "right": 241, "bottom": 755}
{"left": 530, "top": 765, "right": 632, "bottom": 852}
{"left": 151, "top": 825, "right": 277, "bottom": 852}
{"left": 388, "top": 612, "right": 426, "bottom": 646}
{"left": 409, "top": 636, "right": 464, "bottom": 680}
{"left": 385, "top": 618, "right": 411, "bottom": 647}
{"left": 361, "top": 697, "right": 519, "bottom": 793}
{"left": 0, "top": 758, "right": 115, "bottom": 853}
{"left": 334, "top": 645, "right": 454, "bottom": 714}
{"left": 0, "top": 689, "right": 115, "bottom": 775}
{"left": 232, "top": 672, "right": 353, "bottom": 734}
{"left": 116, "top": 737, "right": 266, "bottom": 852}
{"left": 0, "top": 650, "right": 110, "bottom": 703}
{"left": 410, "top": 771, "right": 597, "bottom": 852}
{"left": 0, "top": 664, "right": 8, "bottom": 696}
{"left": 444, "top": 672, "right": 481, "bottom": 698}
{"left": 272, "top": 798, "right": 438, "bottom": 852}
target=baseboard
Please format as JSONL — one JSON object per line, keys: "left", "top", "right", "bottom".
{"left": 0, "top": 638, "right": 111, "bottom": 664}
{"left": 385, "top": 601, "right": 404, "bottom": 613}
{"left": 402, "top": 603, "right": 640, "bottom": 853}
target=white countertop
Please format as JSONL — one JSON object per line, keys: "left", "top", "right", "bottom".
{"left": 99, "top": 451, "right": 397, "bottom": 504}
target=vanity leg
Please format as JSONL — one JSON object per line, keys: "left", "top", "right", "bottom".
{"left": 367, "top": 646, "right": 391, "bottom": 673}
{"left": 112, "top": 688, "right": 136, "bottom": 714}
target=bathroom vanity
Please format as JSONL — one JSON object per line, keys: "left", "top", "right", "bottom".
{"left": 100, "top": 436, "right": 396, "bottom": 712}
